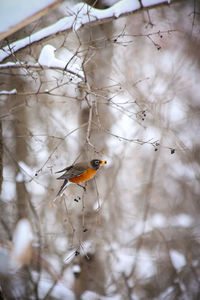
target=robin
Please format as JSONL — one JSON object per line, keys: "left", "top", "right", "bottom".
{"left": 55, "top": 159, "right": 107, "bottom": 197}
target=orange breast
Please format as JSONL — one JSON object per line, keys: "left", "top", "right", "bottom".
{"left": 69, "top": 168, "right": 97, "bottom": 184}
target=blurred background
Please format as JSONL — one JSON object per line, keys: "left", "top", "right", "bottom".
{"left": 0, "top": 0, "right": 200, "bottom": 299}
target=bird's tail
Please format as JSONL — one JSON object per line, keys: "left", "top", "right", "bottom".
{"left": 54, "top": 179, "right": 69, "bottom": 201}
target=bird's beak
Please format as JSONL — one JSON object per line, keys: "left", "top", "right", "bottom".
{"left": 100, "top": 160, "right": 107, "bottom": 165}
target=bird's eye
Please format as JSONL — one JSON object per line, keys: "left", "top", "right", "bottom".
{"left": 95, "top": 160, "right": 99, "bottom": 165}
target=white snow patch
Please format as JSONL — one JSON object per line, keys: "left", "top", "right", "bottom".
{"left": 26, "top": 179, "right": 46, "bottom": 196}
{"left": 134, "top": 220, "right": 153, "bottom": 236}
{"left": 93, "top": 198, "right": 103, "bottom": 210}
{"left": 109, "top": 0, "right": 140, "bottom": 18}
{"left": 136, "top": 250, "right": 156, "bottom": 278}
{"left": 171, "top": 214, "right": 193, "bottom": 228}
{"left": 57, "top": 47, "right": 83, "bottom": 74}
{"left": 1, "top": 180, "right": 16, "bottom": 201}
{"left": 143, "top": 127, "right": 161, "bottom": 144}
{"left": 0, "top": 89, "right": 17, "bottom": 94}
{"left": 12, "top": 219, "right": 33, "bottom": 266}
{"left": 3, "top": 165, "right": 15, "bottom": 178}
{"left": 16, "top": 172, "right": 24, "bottom": 182}
{"left": 38, "top": 277, "right": 75, "bottom": 300}
{"left": 0, "top": 62, "right": 21, "bottom": 68}
{"left": 172, "top": 161, "right": 196, "bottom": 180}
{"left": 36, "top": 148, "right": 50, "bottom": 163}
{"left": 55, "top": 236, "right": 68, "bottom": 252}
{"left": 70, "top": 1, "right": 140, "bottom": 26}
{"left": 106, "top": 284, "right": 117, "bottom": 294}
{"left": 81, "top": 291, "right": 100, "bottom": 300}
{"left": 38, "top": 44, "right": 66, "bottom": 69}
{"left": 82, "top": 291, "right": 121, "bottom": 300}
{"left": 106, "top": 245, "right": 136, "bottom": 278}
{"left": 170, "top": 250, "right": 186, "bottom": 270}
{"left": 169, "top": 99, "right": 186, "bottom": 123}
{"left": 143, "top": 63, "right": 156, "bottom": 79}
{"left": 63, "top": 267, "right": 74, "bottom": 286}
{"left": 151, "top": 213, "right": 167, "bottom": 227}
{"left": 101, "top": 296, "right": 121, "bottom": 300}
{"left": 16, "top": 162, "right": 46, "bottom": 195}
{"left": 152, "top": 78, "right": 167, "bottom": 95}
{"left": 115, "top": 252, "right": 135, "bottom": 276}
{"left": 106, "top": 135, "right": 125, "bottom": 156}
{"left": 46, "top": 255, "right": 61, "bottom": 273}
{"left": 109, "top": 103, "right": 139, "bottom": 148}
{"left": 38, "top": 44, "right": 84, "bottom": 79}
{"left": 73, "top": 264, "right": 81, "bottom": 273}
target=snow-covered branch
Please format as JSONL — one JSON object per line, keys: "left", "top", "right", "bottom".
{"left": 0, "top": 0, "right": 171, "bottom": 63}
{"left": 0, "top": 44, "right": 84, "bottom": 81}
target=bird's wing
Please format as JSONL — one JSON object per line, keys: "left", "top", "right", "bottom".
{"left": 55, "top": 165, "right": 73, "bottom": 174}
{"left": 56, "top": 162, "right": 89, "bottom": 180}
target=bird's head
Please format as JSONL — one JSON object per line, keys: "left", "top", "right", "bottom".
{"left": 90, "top": 159, "right": 107, "bottom": 170}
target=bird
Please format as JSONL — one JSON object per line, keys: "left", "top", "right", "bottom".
{"left": 55, "top": 159, "right": 107, "bottom": 197}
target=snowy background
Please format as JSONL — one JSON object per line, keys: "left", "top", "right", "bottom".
{"left": 0, "top": 0, "right": 200, "bottom": 299}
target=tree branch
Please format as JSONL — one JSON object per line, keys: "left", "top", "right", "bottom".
{"left": 0, "top": 0, "right": 173, "bottom": 63}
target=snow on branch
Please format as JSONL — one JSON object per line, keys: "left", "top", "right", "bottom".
{"left": 0, "top": 44, "right": 84, "bottom": 81}
{"left": 0, "top": 89, "right": 17, "bottom": 95}
{"left": 0, "top": 0, "right": 170, "bottom": 63}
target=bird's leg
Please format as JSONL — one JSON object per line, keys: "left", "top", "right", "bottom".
{"left": 77, "top": 184, "right": 86, "bottom": 191}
